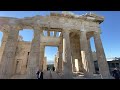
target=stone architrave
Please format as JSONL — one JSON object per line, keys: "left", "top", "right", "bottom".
{"left": 26, "top": 27, "right": 41, "bottom": 79}
{"left": 80, "top": 31, "right": 94, "bottom": 78}
{"left": 63, "top": 30, "right": 73, "bottom": 79}
{"left": 93, "top": 31, "right": 110, "bottom": 79}
{"left": 0, "top": 26, "right": 19, "bottom": 79}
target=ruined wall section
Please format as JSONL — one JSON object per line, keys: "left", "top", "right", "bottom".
{"left": 13, "top": 41, "right": 31, "bottom": 74}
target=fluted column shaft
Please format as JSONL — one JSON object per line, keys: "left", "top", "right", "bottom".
{"left": 0, "top": 26, "right": 19, "bottom": 79}
{"left": 26, "top": 27, "right": 41, "bottom": 79}
{"left": 87, "top": 38, "right": 96, "bottom": 73}
{"left": 80, "top": 31, "right": 94, "bottom": 77}
{"left": 63, "top": 30, "right": 73, "bottom": 79}
{"left": 93, "top": 31, "right": 110, "bottom": 78}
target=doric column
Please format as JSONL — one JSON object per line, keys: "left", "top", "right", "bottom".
{"left": 72, "top": 57, "right": 76, "bottom": 72}
{"left": 39, "top": 45, "right": 45, "bottom": 71}
{"left": 54, "top": 31, "right": 56, "bottom": 37}
{"left": 93, "top": 31, "right": 110, "bottom": 78}
{"left": 48, "top": 31, "right": 50, "bottom": 36}
{"left": 0, "top": 25, "right": 19, "bottom": 79}
{"left": 87, "top": 38, "right": 96, "bottom": 74}
{"left": 55, "top": 51, "right": 59, "bottom": 72}
{"left": 0, "top": 32, "right": 8, "bottom": 63}
{"left": 80, "top": 31, "right": 94, "bottom": 78}
{"left": 26, "top": 27, "right": 41, "bottom": 79}
{"left": 57, "top": 46, "right": 62, "bottom": 73}
{"left": 63, "top": 30, "right": 73, "bottom": 79}
{"left": 54, "top": 55, "right": 57, "bottom": 70}
{"left": 70, "top": 38, "right": 76, "bottom": 72}
{"left": 43, "top": 57, "right": 47, "bottom": 71}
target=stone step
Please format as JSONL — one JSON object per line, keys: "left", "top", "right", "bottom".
{"left": 11, "top": 75, "right": 27, "bottom": 79}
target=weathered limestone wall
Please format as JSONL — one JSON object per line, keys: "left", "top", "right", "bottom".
{"left": 37, "top": 14, "right": 100, "bottom": 32}
{"left": 0, "top": 12, "right": 109, "bottom": 79}
{"left": 13, "top": 41, "right": 31, "bottom": 75}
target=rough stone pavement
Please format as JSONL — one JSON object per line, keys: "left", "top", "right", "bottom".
{"left": 43, "top": 70, "right": 62, "bottom": 79}
{"left": 10, "top": 71, "right": 114, "bottom": 79}
{"left": 10, "top": 71, "right": 62, "bottom": 79}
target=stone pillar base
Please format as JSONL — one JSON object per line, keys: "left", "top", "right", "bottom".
{"left": 63, "top": 63, "right": 73, "bottom": 79}
{"left": 26, "top": 67, "right": 38, "bottom": 79}
{"left": 84, "top": 74, "right": 94, "bottom": 79}
{"left": 63, "top": 72, "right": 73, "bottom": 79}
{"left": 99, "top": 73, "right": 111, "bottom": 79}
{"left": 0, "top": 75, "right": 12, "bottom": 79}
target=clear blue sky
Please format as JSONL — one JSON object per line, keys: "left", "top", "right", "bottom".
{"left": 0, "top": 11, "right": 120, "bottom": 62}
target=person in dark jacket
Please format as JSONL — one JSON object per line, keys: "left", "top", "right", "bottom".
{"left": 112, "top": 68, "right": 120, "bottom": 79}
{"left": 40, "top": 71, "right": 43, "bottom": 79}
{"left": 36, "top": 70, "right": 40, "bottom": 79}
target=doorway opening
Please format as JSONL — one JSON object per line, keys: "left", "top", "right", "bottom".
{"left": 44, "top": 46, "right": 58, "bottom": 71}
{"left": 19, "top": 29, "right": 34, "bottom": 42}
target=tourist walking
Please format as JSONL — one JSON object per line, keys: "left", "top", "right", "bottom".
{"left": 40, "top": 71, "right": 43, "bottom": 79}
{"left": 36, "top": 69, "right": 40, "bottom": 79}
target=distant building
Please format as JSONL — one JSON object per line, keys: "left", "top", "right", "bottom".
{"left": 107, "top": 59, "right": 120, "bottom": 74}
{"left": 92, "top": 51, "right": 120, "bottom": 75}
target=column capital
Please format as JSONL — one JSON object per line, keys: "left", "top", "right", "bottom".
{"left": 1, "top": 24, "right": 21, "bottom": 34}
{"left": 79, "top": 31, "right": 87, "bottom": 38}
{"left": 62, "top": 29, "right": 70, "bottom": 34}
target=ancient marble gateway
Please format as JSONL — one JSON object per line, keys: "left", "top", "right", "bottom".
{"left": 0, "top": 11, "right": 111, "bottom": 79}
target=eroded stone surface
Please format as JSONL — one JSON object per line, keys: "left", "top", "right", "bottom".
{"left": 0, "top": 12, "right": 110, "bottom": 79}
